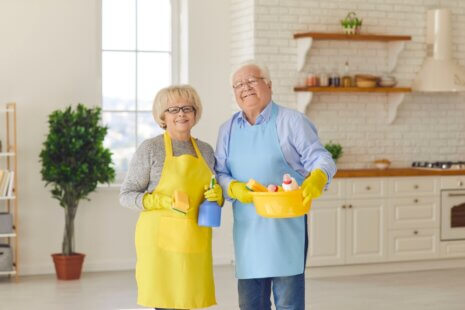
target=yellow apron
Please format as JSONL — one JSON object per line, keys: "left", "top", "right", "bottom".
{"left": 135, "top": 132, "right": 216, "bottom": 309}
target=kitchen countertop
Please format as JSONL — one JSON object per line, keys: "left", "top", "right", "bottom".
{"left": 334, "top": 168, "right": 465, "bottom": 178}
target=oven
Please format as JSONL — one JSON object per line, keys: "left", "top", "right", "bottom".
{"left": 441, "top": 189, "right": 465, "bottom": 241}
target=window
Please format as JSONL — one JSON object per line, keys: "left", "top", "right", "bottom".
{"left": 101, "top": 0, "right": 177, "bottom": 183}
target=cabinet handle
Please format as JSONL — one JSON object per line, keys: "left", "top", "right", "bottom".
{"left": 348, "top": 204, "right": 353, "bottom": 209}
{"left": 414, "top": 230, "right": 418, "bottom": 235}
{"left": 365, "top": 186, "right": 371, "bottom": 190}
{"left": 414, "top": 185, "right": 419, "bottom": 189}
{"left": 414, "top": 198, "right": 418, "bottom": 203}
{"left": 342, "top": 205, "right": 346, "bottom": 209}
{"left": 459, "top": 181, "right": 464, "bottom": 187}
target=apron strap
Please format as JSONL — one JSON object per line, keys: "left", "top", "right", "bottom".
{"left": 190, "top": 136, "right": 203, "bottom": 159}
{"left": 163, "top": 131, "right": 173, "bottom": 159}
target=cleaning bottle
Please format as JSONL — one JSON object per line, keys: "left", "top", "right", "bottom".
{"left": 282, "top": 174, "right": 299, "bottom": 191}
{"left": 198, "top": 175, "right": 222, "bottom": 227}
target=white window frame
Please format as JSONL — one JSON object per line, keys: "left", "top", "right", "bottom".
{"left": 98, "top": 0, "right": 180, "bottom": 184}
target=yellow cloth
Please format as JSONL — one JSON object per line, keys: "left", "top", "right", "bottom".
{"left": 135, "top": 132, "right": 216, "bottom": 309}
{"left": 228, "top": 180, "right": 253, "bottom": 203}
{"left": 302, "top": 169, "right": 328, "bottom": 205}
{"left": 204, "top": 184, "right": 224, "bottom": 206}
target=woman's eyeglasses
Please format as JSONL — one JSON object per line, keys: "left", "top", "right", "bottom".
{"left": 165, "top": 105, "right": 196, "bottom": 114}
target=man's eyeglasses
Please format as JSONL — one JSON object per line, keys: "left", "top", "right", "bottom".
{"left": 165, "top": 105, "right": 196, "bottom": 114}
{"left": 232, "top": 77, "right": 265, "bottom": 90}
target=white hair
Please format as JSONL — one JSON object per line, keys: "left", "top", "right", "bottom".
{"left": 230, "top": 60, "right": 271, "bottom": 86}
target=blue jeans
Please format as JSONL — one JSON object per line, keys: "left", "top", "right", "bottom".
{"left": 237, "top": 216, "right": 308, "bottom": 310}
{"left": 238, "top": 273, "right": 305, "bottom": 310}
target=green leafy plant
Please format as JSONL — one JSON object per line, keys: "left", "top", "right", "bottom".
{"left": 324, "top": 141, "right": 343, "bottom": 162}
{"left": 39, "top": 104, "right": 115, "bottom": 255}
{"left": 341, "top": 12, "right": 363, "bottom": 33}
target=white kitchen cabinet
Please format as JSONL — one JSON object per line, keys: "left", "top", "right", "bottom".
{"left": 387, "top": 177, "right": 440, "bottom": 261}
{"left": 388, "top": 228, "right": 440, "bottom": 261}
{"left": 346, "top": 199, "right": 387, "bottom": 264}
{"left": 440, "top": 176, "right": 465, "bottom": 189}
{"left": 441, "top": 240, "right": 465, "bottom": 257}
{"left": 388, "top": 196, "right": 439, "bottom": 230}
{"left": 308, "top": 179, "right": 387, "bottom": 266}
{"left": 389, "top": 177, "right": 438, "bottom": 196}
{"left": 308, "top": 200, "right": 345, "bottom": 266}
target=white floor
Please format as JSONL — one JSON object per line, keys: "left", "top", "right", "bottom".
{"left": 1, "top": 266, "right": 465, "bottom": 309}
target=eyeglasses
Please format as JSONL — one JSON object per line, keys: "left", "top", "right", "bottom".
{"left": 164, "top": 105, "right": 196, "bottom": 114}
{"left": 232, "top": 77, "right": 265, "bottom": 90}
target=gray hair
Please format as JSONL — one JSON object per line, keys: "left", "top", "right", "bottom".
{"left": 152, "top": 85, "right": 203, "bottom": 129}
{"left": 230, "top": 60, "right": 271, "bottom": 86}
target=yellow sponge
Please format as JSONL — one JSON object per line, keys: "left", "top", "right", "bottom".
{"left": 246, "top": 179, "right": 268, "bottom": 192}
{"left": 173, "top": 190, "right": 190, "bottom": 214}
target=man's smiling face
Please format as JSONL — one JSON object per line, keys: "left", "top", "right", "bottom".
{"left": 232, "top": 65, "right": 272, "bottom": 118}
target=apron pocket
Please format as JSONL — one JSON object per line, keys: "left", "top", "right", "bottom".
{"left": 158, "top": 217, "right": 209, "bottom": 253}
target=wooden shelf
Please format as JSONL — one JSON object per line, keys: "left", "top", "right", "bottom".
{"left": 293, "top": 32, "right": 411, "bottom": 41}
{"left": 294, "top": 86, "right": 412, "bottom": 93}
{"left": 0, "top": 232, "right": 16, "bottom": 238}
{"left": 0, "top": 196, "right": 16, "bottom": 200}
{"left": 0, "top": 102, "right": 18, "bottom": 281}
{"left": 0, "top": 270, "right": 16, "bottom": 276}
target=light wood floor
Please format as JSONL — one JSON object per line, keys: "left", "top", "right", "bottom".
{"left": 1, "top": 266, "right": 465, "bottom": 309}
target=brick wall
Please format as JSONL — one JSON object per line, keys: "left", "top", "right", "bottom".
{"left": 231, "top": 0, "right": 465, "bottom": 168}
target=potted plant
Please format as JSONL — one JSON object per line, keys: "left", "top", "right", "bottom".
{"left": 39, "top": 104, "right": 115, "bottom": 280}
{"left": 341, "top": 12, "right": 363, "bottom": 35}
{"left": 324, "top": 141, "right": 343, "bottom": 162}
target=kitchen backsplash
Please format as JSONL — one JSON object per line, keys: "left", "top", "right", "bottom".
{"left": 231, "top": 0, "right": 465, "bottom": 169}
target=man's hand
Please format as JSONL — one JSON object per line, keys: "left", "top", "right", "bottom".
{"left": 204, "top": 184, "right": 224, "bottom": 206}
{"left": 142, "top": 192, "right": 173, "bottom": 211}
{"left": 301, "top": 169, "right": 328, "bottom": 205}
{"left": 228, "top": 181, "right": 253, "bottom": 204}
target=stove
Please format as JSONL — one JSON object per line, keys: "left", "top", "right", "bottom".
{"left": 411, "top": 161, "right": 465, "bottom": 170}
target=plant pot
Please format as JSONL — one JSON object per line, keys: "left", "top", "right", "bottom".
{"left": 343, "top": 26, "right": 356, "bottom": 35}
{"left": 51, "top": 253, "right": 85, "bottom": 280}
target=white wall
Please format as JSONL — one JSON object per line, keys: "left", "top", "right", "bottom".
{"left": 0, "top": 0, "right": 232, "bottom": 275}
{"left": 232, "top": 0, "right": 465, "bottom": 168}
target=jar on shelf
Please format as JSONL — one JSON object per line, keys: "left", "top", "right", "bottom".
{"left": 342, "top": 61, "right": 353, "bottom": 87}
{"left": 320, "top": 70, "right": 329, "bottom": 87}
{"left": 330, "top": 69, "right": 340, "bottom": 87}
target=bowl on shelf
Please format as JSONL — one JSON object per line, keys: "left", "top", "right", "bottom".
{"left": 356, "top": 80, "right": 377, "bottom": 88}
{"left": 373, "top": 159, "right": 391, "bottom": 170}
{"left": 355, "top": 74, "right": 379, "bottom": 88}
{"left": 378, "top": 75, "right": 397, "bottom": 87}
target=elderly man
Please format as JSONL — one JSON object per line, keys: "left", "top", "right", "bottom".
{"left": 215, "top": 61, "right": 337, "bottom": 310}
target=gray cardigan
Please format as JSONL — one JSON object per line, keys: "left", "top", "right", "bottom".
{"left": 119, "top": 134, "right": 215, "bottom": 211}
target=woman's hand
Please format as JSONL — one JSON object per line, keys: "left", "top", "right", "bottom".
{"left": 142, "top": 192, "right": 173, "bottom": 211}
{"left": 204, "top": 184, "right": 224, "bottom": 206}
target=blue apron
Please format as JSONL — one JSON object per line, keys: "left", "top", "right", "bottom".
{"left": 227, "top": 103, "right": 306, "bottom": 279}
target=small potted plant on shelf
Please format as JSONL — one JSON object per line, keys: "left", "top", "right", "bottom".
{"left": 325, "top": 141, "right": 343, "bottom": 163}
{"left": 39, "top": 104, "right": 115, "bottom": 280}
{"left": 340, "top": 12, "right": 363, "bottom": 35}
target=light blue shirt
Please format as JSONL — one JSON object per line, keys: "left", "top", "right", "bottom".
{"left": 215, "top": 101, "right": 337, "bottom": 200}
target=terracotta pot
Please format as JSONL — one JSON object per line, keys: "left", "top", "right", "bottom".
{"left": 51, "top": 253, "right": 85, "bottom": 280}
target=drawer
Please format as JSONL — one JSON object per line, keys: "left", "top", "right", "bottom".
{"left": 388, "top": 196, "right": 439, "bottom": 229}
{"left": 320, "top": 179, "right": 345, "bottom": 200}
{"left": 440, "top": 176, "right": 465, "bottom": 190}
{"left": 346, "top": 178, "right": 386, "bottom": 198}
{"left": 389, "top": 177, "right": 438, "bottom": 197}
{"left": 441, "top": 240, "right": 465, "bottom": 258}
{"left": 388, "top": 228, "right": 440, "bottom": 262}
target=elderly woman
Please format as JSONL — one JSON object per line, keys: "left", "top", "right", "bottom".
{"left": 120, "top": 85, "right": 223, "bottom": 310}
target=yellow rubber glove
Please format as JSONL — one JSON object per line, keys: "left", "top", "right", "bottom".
{"left": 228, "top": 181, "right": 253, "bottom": 204}
{"left": 142, "top": 191, "right": 173, "bottom": 211}
{"left": 204, "top": 184, "right": 224, "bottom": 206}
{"left": 302, "top": 169, "right": 328, "bottom": 205}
